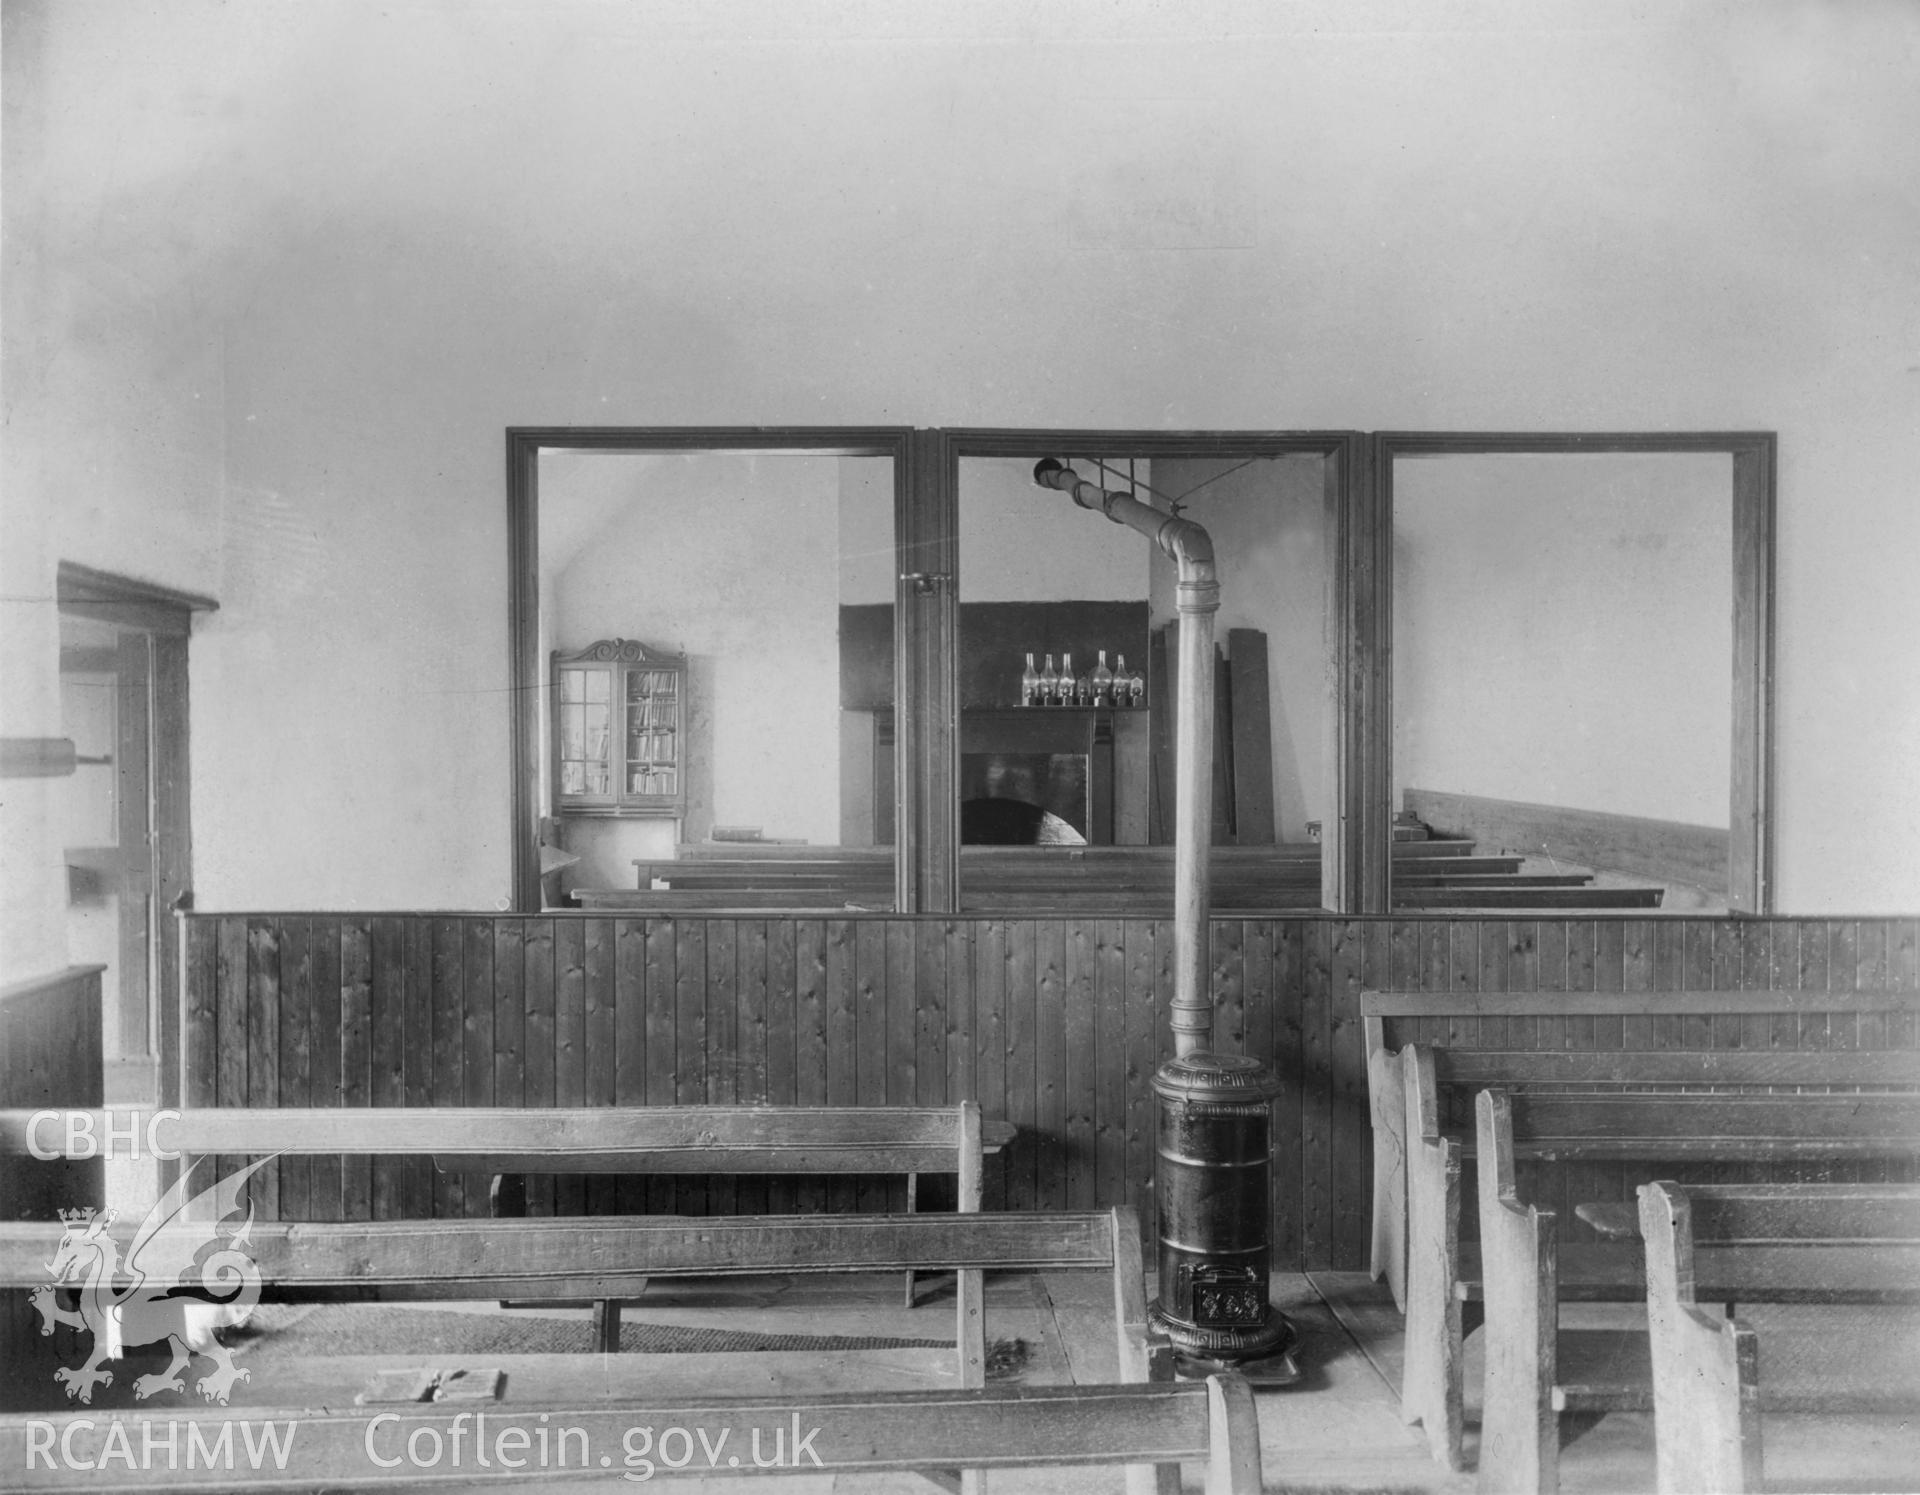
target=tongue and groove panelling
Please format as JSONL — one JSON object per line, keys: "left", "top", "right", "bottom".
{"left": 180, "top": 914, "right": 1918, "bottom": 1271}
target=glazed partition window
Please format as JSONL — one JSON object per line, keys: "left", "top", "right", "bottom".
{"left": 1380, "top": 434, "right": 1773, "bottom": 915}
{"left": 508, "top": 431, "right": 912, "bottom": 912}
{"left": 509, "top": 429, "right": 1772, "bottom": 916}
{"left": 951, "top": 440, "right": 1342, "bottom": 913}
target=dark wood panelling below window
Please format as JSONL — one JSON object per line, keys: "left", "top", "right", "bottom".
{"left": 182, "top": 913, "right": 1916, "bottom": 1271}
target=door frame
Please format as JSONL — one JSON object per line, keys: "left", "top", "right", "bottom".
{"left": 56, "top": 561, "right": 216, "bottom": 1106}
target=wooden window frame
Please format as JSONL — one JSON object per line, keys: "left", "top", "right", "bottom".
{"left": 506, "top": 427, "right": 919, "bottom": 913}
{"left": 1369, "top": 431, "right": 1776, "bottom": 915}
{"left": 508, "top": 428, "right": 1773, "bottom": 917}
{"left": 932, "top": 430, "right": 1368, "bottom": 914}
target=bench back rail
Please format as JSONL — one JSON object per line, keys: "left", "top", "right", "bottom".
{"left": 0, "top": 1209, "right": 1149, "bottom": 1391}
{"left": 0, "top": 1105, "right": 996, "bottom": 1179}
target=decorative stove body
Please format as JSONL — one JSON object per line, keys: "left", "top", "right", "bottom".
{"left": 1150, "top": 1051, "right": 1298, "bottom": 1379}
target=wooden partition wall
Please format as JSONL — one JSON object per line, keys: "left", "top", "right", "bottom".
{"left": 2, "top": 966, "right": 103, "bottom": 1408}
{"left": 181, "top": 913, "right": 1917, "bottom": 1270}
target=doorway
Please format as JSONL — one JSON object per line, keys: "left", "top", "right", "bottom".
{"left": 56, "top": 563, "right": 213, "bottom": 1111}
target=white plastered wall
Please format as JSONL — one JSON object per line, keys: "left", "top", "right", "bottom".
{"left": 5, "top": 0, "right": 1918, "bottom": 984}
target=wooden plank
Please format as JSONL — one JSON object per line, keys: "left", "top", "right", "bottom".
{"left": 1445, "top": 922, "right": 1477, "bottom": 1052}
{"left": 4, "top": 1106, "right": 1002, "bottom": 1164}
{"left": 1227, "top": 628, "right": 1276, "bottom": 844}
{"left": 823, "top": 919, "right": 857, "bottom": 1213}
{"left": 1329, "top": 920, "right": 1373, "bottom": 1269}
{"left": 275, "top": 917, "right": 312, "bottom": 1220}
{"left": 975, "top": 918, "right": 1009, "bottom": 1214}
{"left": 1503, "top": 1092, "right": 1920, "bottom": 1148}
{"left": 943, "top": 917, "right": 974, "bottom": 1129}
{"left": 1268, "top": 919, "right": 1304, "bottom": 1268}
{"left": 1649, "top": 1183, "right": 1920, "bottom": 1243}
{"left": 1094, "top": 917, "right": 1127, "bottom": 1213}
{"left": 390, "top": 918, "right": 427, "bottom": 1219}
{"left": 915, "top": 925, "right": 947, "bottom": 1160}
{"left": 1005, "top": 919, "right": 1038, "bottom": 1213}
{"left": 733, "top": 921, "right": 771, "bottom": 1212}
{"left": 491, "top": 921, "right": 527, "bottom": 1181}
{"left": 581, "top": 917, "right": 616, "bottom": 1214}
{"left": 430, "top": 915, "right": 466, "bottom": 1220}
{"left": 1035, "top": 918, "right": 1067, "bottom": 1212}
{"left": 551, "top": 916, "right": 586, "bottom": 1216}
{"left": 1300, "top": 919, "right": 1333, "bottom": 1268}
{"left": 244, "top": 922, "right": 280, "bottom": 1220}
{"left": 1213, "top": 917, "right": 1245, "bottom": 1054}
{"left": 1064, "top": 920, "right": 1097, "bottom": 1210}
{"left": 855, "top": 919, "right": 890, "bottom": 1212}
{"left": 705, "top": 918, "right": 738, "bottom": 1216}
{"left": 365, "top": 918, "right": 405, "bottom": 1222}
{"left": 792, "top": 920, "right": 827, "bottom": 1216}
{"left": 1729, "top": 436, "right": 1775, "bottom": 916}
{"left": 183, "top": 918, "right": 219, "bottom": 1114}
{"left": 0, "top": 1379, "right": 1240, "bottom": 1491}
{"left": 1475, "top": 1091, "right": 1557, "bottom": 1493}
{"left": 1359, "top": 988, "right": 1920, "bottom": 1017}
{"left": 306, "top": 920, "right": 342, "bottom": 1223}
{"left": 612, "top": 917, "right": 648, "bottom": 1214}
{"left": 1148, "top": 623, "right": 1174, "bottom": 845}
{"left": 339, "top": 920, "right": 374, "bottom": 1223}
{"left": 1432, "top": 1049, "right": 1920, "bottom": 1086}
{"left": 670, "top": 919, "right": 707, "bottom": 1218}
{"left": 1621, "top": 918, "right": 1655, "bottom": 1054}
{"left": 214, "top": 917, "right": 247, "bottom": 1193}
{"left": 643, "top": 919, "right": 677, "bottom": 1216}
{"left": 0, "top": 1209, "right": 1124, "bottom": 1286}
{"left": 1213, "top": 642, "right": 1233, "bottom": 843}
{"left": 522, "top": 918, "right": 556, "bottom": 1216}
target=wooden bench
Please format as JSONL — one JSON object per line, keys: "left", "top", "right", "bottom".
{"left": 1472, "top": 1089, "right": 1920, "bottom": 1492}
{"left": 1637, "top": 1180, "right": 1920, "bottom": 1495}
{"left": 0, "top": 1373, "right": 1262, "bottom": 1493}
{"left": 2, "top": 1104, "right": 1014, "bottom": 1337}
{"left": 0, "top": 1206, "right": 1210, "bottom": 1492}
{"left": 1363, "top": 993, "right": 1920, "bottom": 1472}
{"left": 1363, "top": 985, "right": 1920, "bottom": 1313}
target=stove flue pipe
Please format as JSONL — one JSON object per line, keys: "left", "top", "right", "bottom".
{"left": 1033, "top": 457, "right": 1218, "bottom": 1056}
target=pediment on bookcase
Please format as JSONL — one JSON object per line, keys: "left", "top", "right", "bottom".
{"left": 555, "top": 638, "right": 687, "bottom": 665}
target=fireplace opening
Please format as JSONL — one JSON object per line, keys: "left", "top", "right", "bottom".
{"left": 960, "top": 753, "right": 1090, "bottom": 846}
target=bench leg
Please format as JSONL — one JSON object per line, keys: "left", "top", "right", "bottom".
{"left": 904, "top": 1171, "right": 919, "bottom": 1308}
{"left": 1369, "top": 1045, "right": 1410, "bottom": 1311}
{"left": 1401, "top": 1134, "right": 1466, "bottom": 1470}
{"left": 593, "top": 1299, "right": 622, "bottom": 1355}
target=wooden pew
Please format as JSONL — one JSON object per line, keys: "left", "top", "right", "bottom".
{"left": 1370, "top": 1006, "right": 1920, "bottom": 1472}
{"left": 0, "top": 1373, "right": 1262, "bottom": 1493}
{"left": 0, "top": 1207, "right": 1207, "bottom": 1492}
{"left": 1362, "top": 986, "right": 1920, "bottom": 1311}
{"left": 1473, "top": 1091, "right": 1920, "bottom": 1493}
{"left": 0, "top": 1105, "right": 1015, "bottom": 1342}
{"left": 1637, "top": 1180, "right": 1920, "bottom": 1495}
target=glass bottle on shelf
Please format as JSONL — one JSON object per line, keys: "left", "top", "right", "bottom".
{"left": 1038, "top": 653, "right": 1059, "bottom": 706}
{"left": 1090, "top": 650, "right": 1114, "bottom": 707}
{"left": 1021, "top": 652, "right": 1040, "bottom": 706}
{"left": 1128, "top": 659, "right": 1146, "bottom": 707}
{"left": 1058, "top": 652, "right": 1077, "bottom": 707}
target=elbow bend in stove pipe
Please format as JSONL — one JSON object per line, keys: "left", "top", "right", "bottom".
{"left": 1032, "top": 458, "right": 1219, "bottom": 615}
